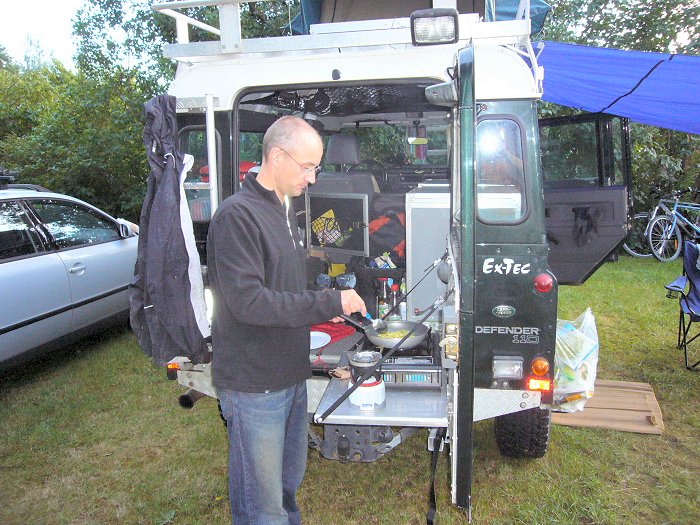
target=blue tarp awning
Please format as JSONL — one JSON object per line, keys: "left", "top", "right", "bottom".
{"left": 537, "top": 41, "right": 700, "bottom": 135}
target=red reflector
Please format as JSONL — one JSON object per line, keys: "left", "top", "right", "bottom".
{"left": 533, "top": 273, "right": 553, "bottom": 293}
{"left": 527, "top": 378, "right": 552, "bottom": 391}
{"left": 167, "top": 362, "right": 180, "bottom": 370}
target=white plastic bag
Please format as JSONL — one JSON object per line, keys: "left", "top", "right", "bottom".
{"left": 552, "top": 308, "right": 599, "bottom": 412}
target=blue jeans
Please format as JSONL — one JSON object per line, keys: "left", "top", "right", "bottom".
{"left": 218, "top": 382, "right": 308, "bottom": 525}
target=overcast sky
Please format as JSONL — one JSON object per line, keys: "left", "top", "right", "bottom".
{"left": 0, "top": 0, "right": 84, "bottom": 67}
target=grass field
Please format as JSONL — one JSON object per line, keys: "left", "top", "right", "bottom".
{"left": 1, "top": 257, "right": 699, "bottom": 524}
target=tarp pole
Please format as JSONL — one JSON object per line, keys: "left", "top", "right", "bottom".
{"left": 205, "top": 94, "right": 219, "bottom": 214}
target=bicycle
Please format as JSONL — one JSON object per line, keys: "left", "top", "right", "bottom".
{"left": 645, "top": 189, "right": 700, "bottom": 262}
{"left": 622, "top": 188, "right": 663, "bottom": 258}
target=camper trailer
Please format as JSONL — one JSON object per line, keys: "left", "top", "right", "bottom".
{"left": 151, "top": 0, "right": 631, "bottom": 515}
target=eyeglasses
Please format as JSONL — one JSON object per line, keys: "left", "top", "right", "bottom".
{"left": 278, "top": 147, "right": 322, "bottom": 176}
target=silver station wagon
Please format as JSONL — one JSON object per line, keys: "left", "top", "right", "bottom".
{"left": 0, "top": 178, "right": 138, "bottom": 368}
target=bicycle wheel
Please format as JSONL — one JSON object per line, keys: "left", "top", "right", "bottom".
{"left": 622, "top": 212, "right": 653, "bottom": 257}
{"left": 647, "top": 215, "right": 683, "bottom": 262}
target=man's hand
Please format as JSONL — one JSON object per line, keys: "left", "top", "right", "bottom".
{"left": 340, "top": 289, "right": 367, "bottom": 316}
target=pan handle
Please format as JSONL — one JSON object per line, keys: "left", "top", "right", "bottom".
{"left": 339, "top": 313, "right": 369, "bottom": 331}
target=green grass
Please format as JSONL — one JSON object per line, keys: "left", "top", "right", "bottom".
{"left": 1, "top": 257, "right": 699, "bottom": 524}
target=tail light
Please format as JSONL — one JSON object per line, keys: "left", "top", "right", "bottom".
{"left": 533, "top": 273, "right": 553, "bottom": 293}
{"left": 527, "top": 378, "right": 552, "bottom": 392}
{"left": 166, "top": 362, "right": 180, "bottom": 380}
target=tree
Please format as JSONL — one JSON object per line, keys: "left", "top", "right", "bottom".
{"left": 546, "top": 0, "right": 700, "bottom": 52}
{"left": 1, "top": 67, "right": 151, "bottom": 220}
{"left": 0, "top": 45, "right": 12, "bottom": 69}
{"left": 73, "top": 0, "right": 300, "bottom": 87}
{"left": 73, "top": 0, "right": 176, "bottom": 87}
{"left": 0, "top": 62, "right": 65, "bottom": 144}
{"left": 543, "top": 0, "right": 700, "bottom": 206}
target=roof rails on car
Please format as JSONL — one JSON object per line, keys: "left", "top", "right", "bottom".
{"left": 0, "top": 169, "right": 17, "bottom": 190}
{"left": 7, "top": 183, "right": 52, "bottom": 192}
{"left": 0, "top": 168, "right": 51, "bottom": 192}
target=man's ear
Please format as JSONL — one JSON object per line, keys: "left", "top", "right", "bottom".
{"left": 268, "top": 146, "right": 283, "bottom": 168}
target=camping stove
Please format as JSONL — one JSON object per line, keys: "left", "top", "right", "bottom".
{"left": 372, "top": 335, "right": 443, "bottom": 389}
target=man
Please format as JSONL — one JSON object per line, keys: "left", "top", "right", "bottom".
{"left": 207, "top": 115, "right": 366, "bottom": 525}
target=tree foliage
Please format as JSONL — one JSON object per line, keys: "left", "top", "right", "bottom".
{"left": 72, "top": 0, "right": 300, "bottom": 87}
{"left": 0, "top": 61, "right": 65, "bottom": 144}
{"left": 0, "top": 45, "right": 11, "bottom": 69}
{"left": 1, "top": 66, "right": 150, "bottom": 220}
{"left": 73, "top": 0, "right": 176, "bottom": 86}
{"left": 1, "top": 0, "right": 302, "bottom": 220}
{"left": 546, "top": 0, "right": 700, "bottom": 53}
{"left": 543, "top": 0, "right": 700, "bottom": 207}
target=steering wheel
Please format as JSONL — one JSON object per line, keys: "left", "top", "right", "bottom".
{"left": 352, "top": 159, "right": 388, "bottom": 189}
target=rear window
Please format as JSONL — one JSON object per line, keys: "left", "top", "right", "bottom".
{"left": 476, "top": 118, "right": 526, "bottom": 223}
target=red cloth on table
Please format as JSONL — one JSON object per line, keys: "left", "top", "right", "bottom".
{"left": 310, "top": 322, "right": 355, "bottom": 345}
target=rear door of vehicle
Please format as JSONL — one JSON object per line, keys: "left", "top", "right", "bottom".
{"left": 540, "top": 114, "right": 631, "bottom": 285}
{"left": 27, "top": 198, "right": 136, "bottom": 332}
{"left": 0, "top": 199, "right": 72, "bottom": 362}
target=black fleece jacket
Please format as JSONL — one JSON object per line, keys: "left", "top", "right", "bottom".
{"left": 207, "top": 173, "right": 343, "bottom": 392}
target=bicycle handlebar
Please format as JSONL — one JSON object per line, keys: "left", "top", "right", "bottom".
{"left": 662, "top": 187, "right": 700, "bottom": 200}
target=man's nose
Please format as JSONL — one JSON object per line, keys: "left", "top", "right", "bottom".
{"left": 306, "top": 170, "right": 317, "bottom": 185}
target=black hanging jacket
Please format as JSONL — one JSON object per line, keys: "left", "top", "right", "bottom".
{"left": 129, "top": 94, "right": 209, "bottom": 366}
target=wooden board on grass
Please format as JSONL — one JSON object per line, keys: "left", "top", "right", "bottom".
{"left": 551, "top": 379, "right": 665, "bottom": 434}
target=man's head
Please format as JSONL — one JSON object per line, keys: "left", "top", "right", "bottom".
{"left": 257, "top": 115, "right": 323, "bottom": 202}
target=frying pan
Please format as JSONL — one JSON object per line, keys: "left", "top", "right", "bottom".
{"left": 340, "top": 315, "right": 429, "bottom": 349}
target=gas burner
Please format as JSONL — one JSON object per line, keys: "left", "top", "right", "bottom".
{"left": 384, "top": 355, "right": 436, "bottom": 366}
{"left": 371, "top": 339, "right": 433, "bottom": 358}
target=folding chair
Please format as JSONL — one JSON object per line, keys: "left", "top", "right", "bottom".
{"left": 664, "top": 240, "right": 700, "bottom": 370}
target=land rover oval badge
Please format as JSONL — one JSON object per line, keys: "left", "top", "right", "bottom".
{"left": 492, "top": 305, "right": 516, "bottom": 318}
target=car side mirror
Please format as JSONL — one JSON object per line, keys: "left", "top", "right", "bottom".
{"left": 116, "top": 218, "right": 138, "bottom": 238}
{"left": 119, "top": 222, "right": 131, "bottom": 238}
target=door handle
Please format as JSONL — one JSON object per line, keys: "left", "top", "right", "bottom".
{"left": 68, "top": 264, "right": 86, "bottom": 274}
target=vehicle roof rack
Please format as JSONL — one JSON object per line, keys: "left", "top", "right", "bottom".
{"left": 0, "top": 169, "right": 17, "bottom": 190}
{"left": 151, "top": 0, "right": 534, "bottom": 62}
{"left": 0, "top": 168, "right": 51, "bottom": 192}
{"left": 7, "top": 183, "right": 52, "bottom": 192}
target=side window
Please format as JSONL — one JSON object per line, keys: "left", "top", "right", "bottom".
{"left": 476, "top": 119, "right": 526, "bottom": 223}
{"left": 238, "top": 131, "right": 262, "bottom": 186}
{"left": 30, "top": 200, "right": 120, "bottom": 249}
{"left": 406, "top": 125, "right": 449, "bottom": 165}
{"left": 180, "top": 126, "right": 223, "bottom": 222}
{"left": 539, "top": 120, "right": 598, "bottom": 187}
{"left": 240, "top": 131, "right": 263, "bottom": 167}
{"left": 0, "top": 201, "right": 43, "bottom": 260}
{"left": 539, "top": 115, "right": 630, "bottom": 189}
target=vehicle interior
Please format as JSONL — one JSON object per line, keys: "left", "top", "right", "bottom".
{"left": 181, "top": 81, "right": 455, "bottom": 268}
{"left": 234, "top": 81, "right": 455, "bottom": 311}
{"left": 237, "top": 82, "right": 452, "bottom": 192}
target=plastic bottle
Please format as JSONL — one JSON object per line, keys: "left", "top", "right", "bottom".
{"left": 388, "top": 283, "right": 401, "bottom": 321}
